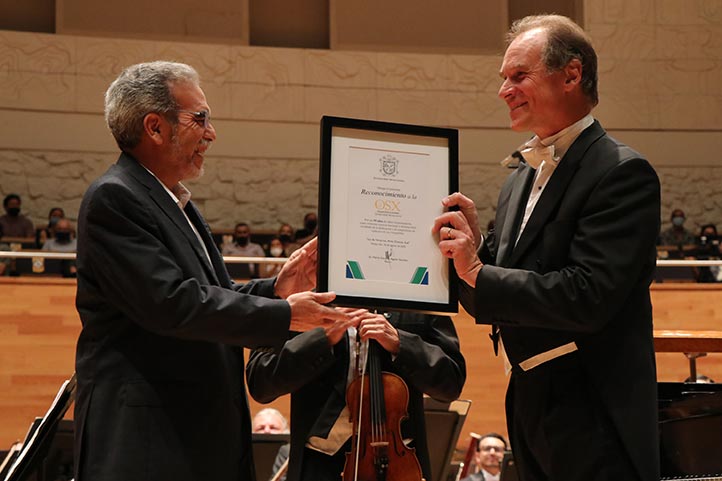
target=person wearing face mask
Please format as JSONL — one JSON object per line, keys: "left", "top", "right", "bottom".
{"left": 38, "top": 207, "right": 66, "bottom": 246}
{"left": 277, "top": 222, "right": 298, "bottom": 253}
{"left": 0, "top": 193, "right": 35, "bottom": 239}
{"left": 658, "top": 208, "right": 695, "bottom": 247}
{"left": 42, "top": 217, "right": 78, "bottom": 277}
{"left": 261, "top": 236, "right": 288, "bottom": 278}
{"left": 222, "top": 222, "right": 265, "bottom": 277}
{"left": 42, "top": 218, "right": 76, "bottom": 251}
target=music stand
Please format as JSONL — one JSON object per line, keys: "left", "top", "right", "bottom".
{"left": 0, "top": 444, "right": 22, "bottom": 480}
{"left": 499, "top": 451, "right": 519, "bottom": 481}
{"left": 423, "top": 397, "right": 471, "bottom": 481}
{"left": 252, "top": 433, "right": 290, "bottom": 481}
{"left": 3, "top": 374, "right": 76, "bottom": 481}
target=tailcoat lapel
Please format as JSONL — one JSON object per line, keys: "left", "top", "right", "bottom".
{"left": 496, "top": 163, "right": 535, "bottom": 267}
{"left": 509, "top": 121, "right": 606, "bottom": 266}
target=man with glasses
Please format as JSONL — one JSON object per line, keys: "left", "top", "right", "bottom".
{"left": 461, "top": 433, "right": 508, "bottom": 481}
{"left": 74, "top": 61, "right": 354, "bottom": 481}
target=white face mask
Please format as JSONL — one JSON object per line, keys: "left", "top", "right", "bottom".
{"left": 270, "top": 247, "right": 284, "bottom": 257}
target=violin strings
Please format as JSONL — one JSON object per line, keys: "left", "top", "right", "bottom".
{"left": 353, "top": 338, "right": 369, "bottom": 478}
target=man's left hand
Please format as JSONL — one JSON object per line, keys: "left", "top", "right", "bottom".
{"left": 432, "top": 193, "right": 484, "bottom": 288}
{"left": 358, "top": 314, "right": 400, "bottom": 355}
{"left": 274, "top": 237, "right": 317, "bottom": 299}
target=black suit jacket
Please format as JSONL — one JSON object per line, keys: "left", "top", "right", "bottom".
{"left": 461, "top": 121, "right": 661, "bottom": 481}
{"left": 74, "top": 153, "right": 291, "bottom": 481}
{"left": 246, "top": 312, "right": 466, "bottom": 481}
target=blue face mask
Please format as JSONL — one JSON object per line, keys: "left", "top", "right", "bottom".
{"left": 672, "top": 216, "right": 685, "bottom": 227}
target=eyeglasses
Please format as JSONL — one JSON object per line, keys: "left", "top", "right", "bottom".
{"left": 176, "top": 109, "right": 212, "bottom": 130}
{"left": 480, "top": 445, "right": 505, "bottom": 453}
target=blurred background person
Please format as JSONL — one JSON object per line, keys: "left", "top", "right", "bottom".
{"left": 38, "top": 207, "right": 66, "bottom": 246}
{"left": 252, "top": 408, "right": 290, "bottom": 481}
{"left": 261, "top": 236, "right": 287, "bottom": 278}
{"left": 41, "top": 217, "right": 77, "bottom": 277}
{"left": 293, "top": 212, "right": 317, "bottom": 246}
{"left": 0, "top": 193, "right": 35, "bottom": 238}
{"left": 461, "top": 433, "right": 508, "bottom": 481}
{"left": 278, "top": 222, "right": 297, "bottom": 254}
{"left": 659, "top": 208, "right": 695, "bottom": 247}
{"left": 252, "top": 407, "right": 289, "bottom": 434}
{"left": 222, "top": 222, "right": 266, "bottom": 278}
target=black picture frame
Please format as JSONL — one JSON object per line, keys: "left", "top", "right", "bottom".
{"left": 318, "top": 115, "right": 459, "bottom": 314}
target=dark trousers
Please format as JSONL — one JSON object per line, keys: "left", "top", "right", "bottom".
{"left": 505, "top": 352, "right": 639, "bottom": 481}
{"left": 299, "top": 443, "right": 349, "bottom": 481}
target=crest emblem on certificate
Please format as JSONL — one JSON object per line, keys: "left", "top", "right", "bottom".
{"left": 379, "top": 155, "right": 399, "bottom": 177}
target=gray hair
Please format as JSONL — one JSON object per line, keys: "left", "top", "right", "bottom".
{"left": 104, "top": 61, "right": 200, "bottom": 151}
{"left": 253, "top": 408, "right": 289, "bottom": 432}
{"left": 507, "top": 15, "right": 598, "bottom": 106}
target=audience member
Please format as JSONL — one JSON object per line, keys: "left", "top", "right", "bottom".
{"left": 252, "top": 408, "right": 289, "bottom": 434}
{"left": 0, "top": 194, "right": 35, "bottom": 238}
{"left": 41, "top": 218, "right": 76, "bottom": 252}
{"left": 261, "top": 236, "right": 287, "bottom": 278}
{"left": 41, "top": 218, "right": 77, "bottom": 277}
{"left": 38, "top": 207, "right": 66, "bottom": 246}
{"left": 278, "top": 223, "right": 296, "bottom": 254}
{"left": 461, "top": 433, "right": 508, "bottom": 481}
{"left": 698, "top": 223, "right": 719, "bottom": 247}
{"left": 695, "top": 223, "right": 721, "bottom": 283}
{"left": 293, "top": 212, "right": 317, "bottom": 246}
{"left": 252, "top": 408, "right": 290, "bottom": 481}
{"left": 222, "top": 222, "right": 266, "bottom": 277}
{"left": 659, "top": 208, "right": 695, "bottom": 247}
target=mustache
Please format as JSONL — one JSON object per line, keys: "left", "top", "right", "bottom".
{"left": 197, "top": 139, "right": 212, "bottom": 153}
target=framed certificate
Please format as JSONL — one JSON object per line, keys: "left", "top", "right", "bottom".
{"left": 318, "top": 116, "right": 459, "bottom": 314}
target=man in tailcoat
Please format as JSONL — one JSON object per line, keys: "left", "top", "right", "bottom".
{"left": 434, "top": 15, "right": 661, "bottom": 481}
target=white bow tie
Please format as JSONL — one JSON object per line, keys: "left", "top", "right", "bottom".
{"left": 520, "top": 144, "right": 558, "bottom": 170}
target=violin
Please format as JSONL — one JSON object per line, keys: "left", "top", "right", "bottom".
{"left": 342, "top": 339, "right": 425, "bottom": 481}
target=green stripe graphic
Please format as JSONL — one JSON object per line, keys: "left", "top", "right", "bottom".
{"left": 410, "top": 267, "right": 428, "bottom": 284}
{"left": 346, "top": 260, "right": 365, "bottom": 279}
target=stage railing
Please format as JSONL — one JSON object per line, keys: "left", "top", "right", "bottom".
{"left": 0, "top": 250, "right": 288, "bottom": 264}
{"left": 1, "top": 251, "right": 720, "bottom": 266}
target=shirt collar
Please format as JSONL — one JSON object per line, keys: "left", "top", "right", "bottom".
{"left": 524, "top": 114, "right": 595, "bottom": 162}
{"left": 139, "top": 164, "right": 192, "bottom": 209}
